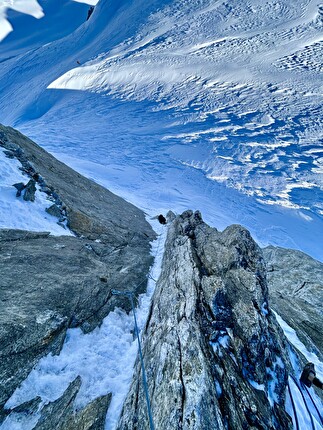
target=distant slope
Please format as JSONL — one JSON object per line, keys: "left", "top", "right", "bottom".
{"left": 0, "top": 0, "right": 322, "bottom": 261}
{"left": 0, "top": 0, "right": 90, "bottom": 59}
{"left": 0, "top": 124, "right": 155, "bottom": 241}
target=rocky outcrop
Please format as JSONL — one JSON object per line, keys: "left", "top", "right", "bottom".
{"left": 0, "top": 125, "right": 156, "bottom": 424}
{"left": 264, "top": 246, "right": 323, "bottom": 360}
{"left": 117, "top": 211, "right": 292, "bottom": 430}
{"left": 33, "top": 377, "right": 111, "bottom": 430}
{"left": 23, "top": 178, "right": 37, "bottom": 201}
{"left": 0, "top": 124, "right": 154, "bottom": 242}
{"left": 12, "top": 178, "right": 37, "bottom": 201}
{"left": 0, "top": 230, "right": 128, "bottom": 411}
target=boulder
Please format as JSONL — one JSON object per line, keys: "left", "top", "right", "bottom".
{"left": 45, "top": 203, "right": 62, "bottom": 218}
{"left": 23, "top": 178, "right": 36, "bottom": 202}
{"left": 13, "top": 182, "right": 25, "bottom": 197}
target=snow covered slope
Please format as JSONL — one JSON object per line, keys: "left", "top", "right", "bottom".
{"left": 0, "top": 0, "right": 93, "bottom": 58}
{"left": 0, "top": 0, "right": 44, "bottom": 43}
{"left": 0, "top": 147, "right": 72, "bottom": 235}
{"left": 0, "top": 0, "right": 322, "bottom": 259}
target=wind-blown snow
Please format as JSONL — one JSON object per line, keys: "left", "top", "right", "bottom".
{"left": 0, "top": 149, "right": 71, "bottom": 235}
{"left": 0, "top": 0, "right": 322, "bottom": 260}
{"left": 48, "top": 0, "right": 323, "bottom": 215}
{"left": 2, "top": 222, "right": 166, "bottom": 430}
{"left": 0, "top": 0, "right": 44, "bottom": 41}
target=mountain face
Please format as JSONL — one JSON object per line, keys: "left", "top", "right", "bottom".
{"left": 0, "top": 0, "right": 323, "bottom": 428}
{"left": 0, "top": 0, "right": 322, "bottom": 260}
{"left": 0, "top": 125, "right": 155, "bottom": 426}
{"left": 0, "top": 124, "right": 322, "bottom": 429}
{"left": 117, "top": 211, "right": 293, "bottom": 430}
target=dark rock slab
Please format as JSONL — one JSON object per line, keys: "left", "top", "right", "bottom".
{"left": 0, "top": 232, "right": 99, "bottom": 406}
{"left": 117, "top": 211, "right": 292, "bottom": 430}
{"left": 32, "top": 377, "right": 111, "bottom": 430}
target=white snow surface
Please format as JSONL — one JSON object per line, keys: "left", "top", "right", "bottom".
{"left": 0, "top": 149, "right": 71, "bottom": 235}
{"left": 0, "top": 0, "right": 44, "bottom": 41}
{"left": 73, "top": 0, "right": 98, "bottom": 5}
{"left": 0, "top": 0, "right": 97, "bottom": 42}
{"left": 2, "top": 222, "right": 167, "bottom": 430}
{"left": 0, "top": 0, "right": 322, "bottom": 260}
{"left": 0, "top": 0, "right": 94, "bottom": 58}
{"left": 0, "top": 2, "right": 323, "bottom": 426}
{"left": 274, "top": 311, "right": 323, "bottom": 379}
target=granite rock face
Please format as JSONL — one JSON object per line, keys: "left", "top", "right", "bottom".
{"left": 0, "top": 125, "right": 155, "bottom": 425}
{"left": 264, "top": 246, "right": 323, "bottom": 360}
{"left": 117, "top": 211, "right": 292, "bottom": 430}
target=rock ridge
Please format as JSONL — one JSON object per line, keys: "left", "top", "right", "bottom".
{"left": 117, "top": 210, "right": 292, "bottom": 430}
{"left": 0, "top": 124, "right": 154, "bottom": 242}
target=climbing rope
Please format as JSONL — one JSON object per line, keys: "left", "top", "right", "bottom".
{"left": 112, "top": 289, "right": 155, "bottom": 430}
{"left": 130, "top": 292, "right": 155, "bottom": 430}
{"left": 289, "top": 374, "right": 316, "bottom": 430}
{"left": 291, "top": 374, "right": 316, "bottom": 430}
{"left": 287, "top": 378, "right": 300, "bottom": 430}
{"left": 304, "top": 384, "right": 323, "bottom": 425}
{"left": 111, "top": 224, "right": 166, "bottom": 430}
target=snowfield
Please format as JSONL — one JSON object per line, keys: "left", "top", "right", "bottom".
{"left": 0, "top": 0, "right": 322, "bottom": 260}
{"left": 0, "top": 0, "right": 44, "bottom": 42}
